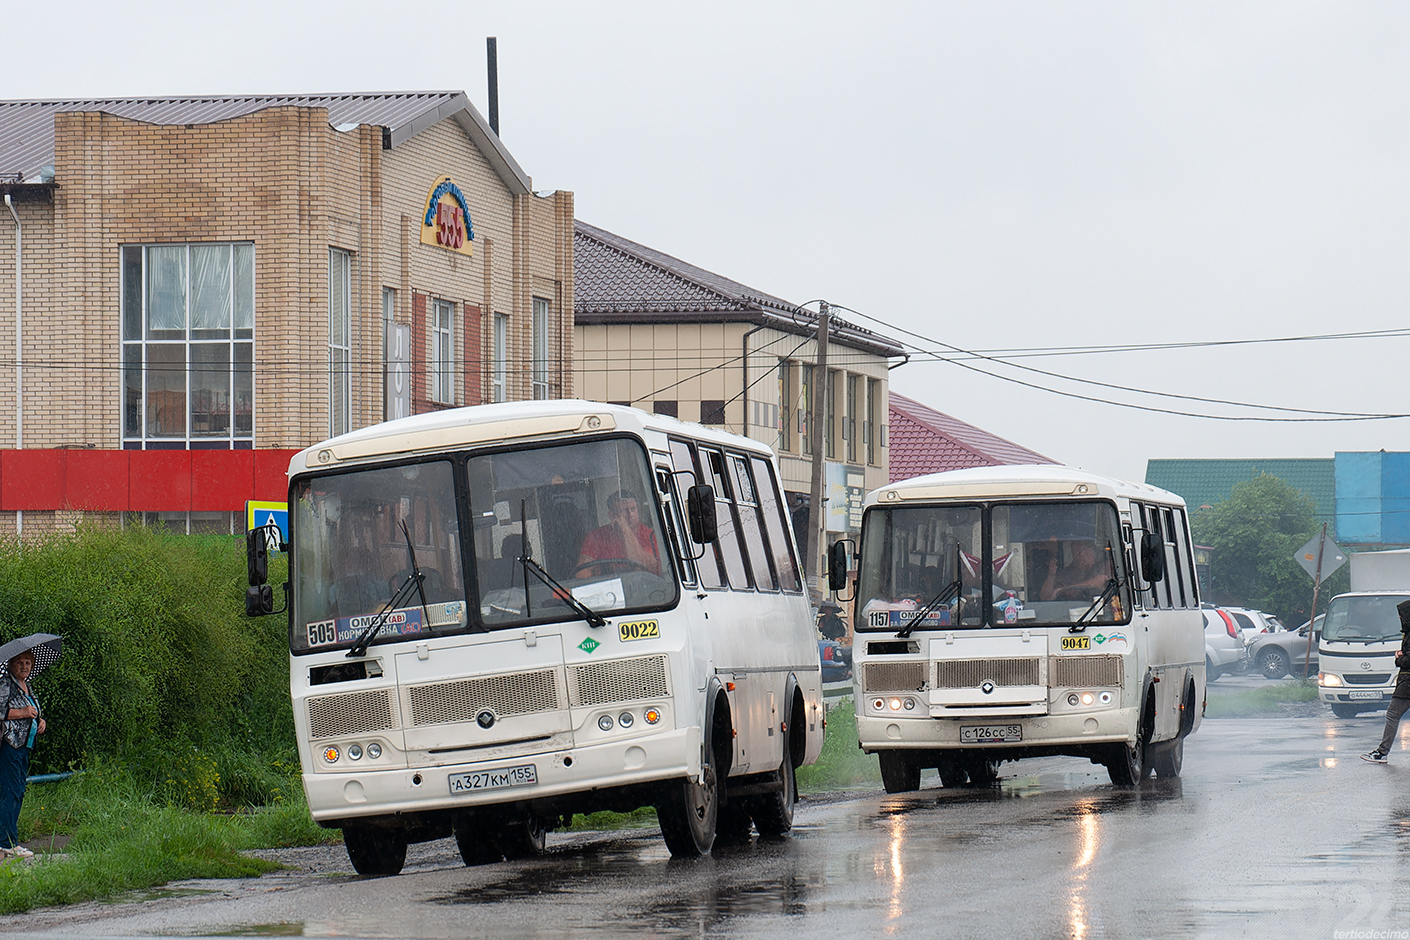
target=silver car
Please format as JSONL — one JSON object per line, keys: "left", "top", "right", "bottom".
{"left": 1204, "top": 606, "right": 1249, "bottom": 680}
{"left": 1248, "top": 615, "right": 1323, "bottom": 679}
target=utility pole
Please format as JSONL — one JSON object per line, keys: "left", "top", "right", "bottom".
{"left": 805, "top": 302, "right": 830, "bottom": 594}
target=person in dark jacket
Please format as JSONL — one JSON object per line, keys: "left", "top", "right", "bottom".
{"left": 1362, "top": 599, "right": 1410, "bottom": 763}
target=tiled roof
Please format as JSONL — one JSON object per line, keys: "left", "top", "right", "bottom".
{"left": 0, "top": 91, "right": 530, "bottom": 193}
{"left": 888, "top": 392, "right": 1056, "bottom": 483}
{"left": 573, "top": 221, "right": 905, "bottom": 358}
{"left": 1144, "top": 458, "right": 1335, "bottom": 522}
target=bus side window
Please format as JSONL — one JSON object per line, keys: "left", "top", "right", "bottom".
{"left": 752, "top": 455, "right": 802, "bottom": 593}
{"left": 701, "top": 446, "right": 753, "bottom": 590}
{"left": 1173, "top": 507, "right": 1198, "bottom": 606}
{"left": 656, "top": 466, "right": 696, "bottom": 586}
{"left": 670, "top": 439, "right": 725, "bottom": 590}
{"left": 1140, "top": 504, "right": 1165, "bottom": 609}
{"left": 1164, "top": 507, "right": 1189, "bottom": 608}
{"left": 731, "top": 454, "right": 777, "bottom": 591}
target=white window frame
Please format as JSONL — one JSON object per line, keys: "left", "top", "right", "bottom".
{"left": 532, "top": 296, "right": 551, "bottom": 400}
{"left": 492, "top": 313, "right": 508, "bottom": 403}
{"left": 432, "top": 299, "right": 455, "bottom": 405}
{"left": 121, "top": 241, "right": 255, "bottom": 449}
{"left": 329, "top": 249, "right": 352, "bottom": 437}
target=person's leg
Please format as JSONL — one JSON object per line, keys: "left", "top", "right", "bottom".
{"left": 0, "top": 742, "right": 24, "bottom": 849}
{"left": 1377, "top": 697, "right": 1410, "bottom": 755}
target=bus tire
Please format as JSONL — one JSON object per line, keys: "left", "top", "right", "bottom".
{"left": 343, "top": 824, "right": 408, "bottom": 876}
{"left": 1107, "top": 690, "right": 1155, "bottom": 787}
{"left": 656, "top": 736, "right": 719, "bottom": 858}
{"left": 751, "top": 734, "right": 798, "bottom": 838}
{"left": 452, "top": 813, "right": 503, "bottom": 866}
{"left": 1151, "top": 738, "right": 1183, "bottom": 778}
{"left": 879, "top": 752, "right": 920, "bottom": 793}
{"left": 938, "top": 757, "right": 968, "bottom": 788}
{"left": 964, "top": 755, "right": 1000, "bottom": 785}
{"left": 499, "top": 812, "right": 549, "bottom": 860}
{"left": 715, "top": 801, "right": 754, "bottom": 845}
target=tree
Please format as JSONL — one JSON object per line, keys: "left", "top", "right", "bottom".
{"left": 1188, "top": 473, "right": 1349, "bottom": 624}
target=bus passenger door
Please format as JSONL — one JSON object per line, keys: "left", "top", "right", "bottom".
{"left": 654, "top": 460, "right": 716, "bottom": 745}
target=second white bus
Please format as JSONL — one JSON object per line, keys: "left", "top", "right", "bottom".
{"left": 840, "top": 465, "right": 1205, "bottom": 790}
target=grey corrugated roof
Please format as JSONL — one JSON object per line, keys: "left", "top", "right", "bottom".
{"left": 0, "top": 91, "right": 530, "bottom": 194}
{"left": 574, "top": 220, "right": 905, "bottom": 358}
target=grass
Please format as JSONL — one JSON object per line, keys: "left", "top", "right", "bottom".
{"left": 1205, "top": 677, "right": 1320, "bottom": 718}
{"left": 797, "top": 700, "right": 881, "bottom": 792}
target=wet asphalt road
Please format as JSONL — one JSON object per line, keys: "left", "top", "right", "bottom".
{"left": 3, "top": 701, "right": 1410, "bottom": 939}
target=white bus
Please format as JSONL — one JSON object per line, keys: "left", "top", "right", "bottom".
{"left": 838, "top": 465, "right": 1205, "bottom": 790}
{"left": 246, "top": 401, "right": 823, "bottom": 874}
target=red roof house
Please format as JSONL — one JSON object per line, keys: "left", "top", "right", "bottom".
{"left": 888, "top": 393, "right": 1056, "bottom": 483}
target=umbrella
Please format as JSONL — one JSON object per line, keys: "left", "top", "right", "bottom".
{"left": 0, "top": 634, "right": 62, "bottom": 680}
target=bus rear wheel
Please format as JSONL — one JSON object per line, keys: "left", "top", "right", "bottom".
{"left": 657, "top": 739, "right": 719, "bottom": 857}
{"left": 1151, "top": 738, "right": 1184, "bottom": 778}
{"left": 452, "top": 813, "right": 503, "bottom": 866}
{"left": 751, "top": 730, "right": 797, "bottom": 838}
{"left": 500, "top": 812, "right": 549, "bottom": 859}
{"left": 343, "top": 824, "right": 408, "bottom": 876}
{"left": 879, "top": 752, "right": 920, "bottom": 793}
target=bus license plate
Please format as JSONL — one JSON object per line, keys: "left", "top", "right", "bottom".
{"left": 448, "top": 764, "right": 538, "bottom": 794}
{"left": 961, "top": 724, "right": 1022, "bottom": 744}
{"left": 1348, "top": 691, "right": 1384, "bottom": 701}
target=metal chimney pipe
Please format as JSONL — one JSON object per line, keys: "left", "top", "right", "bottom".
{"left": 487, "top": 37, "right": 500, "bottom": 136}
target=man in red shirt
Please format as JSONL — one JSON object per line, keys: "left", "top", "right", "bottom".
{"left": 577, "top": 490, "right": 660, "bottom": 577}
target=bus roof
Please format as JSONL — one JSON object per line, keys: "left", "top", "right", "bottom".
{"left": 866, "top": 464, "right": 1187, "bottom": 508}
{"left": 287, "top": 399, "right": 775, "bottom": 476}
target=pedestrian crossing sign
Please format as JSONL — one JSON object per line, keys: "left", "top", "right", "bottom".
{"left": 245, "top": 501, "right": 289, "bottom": 552}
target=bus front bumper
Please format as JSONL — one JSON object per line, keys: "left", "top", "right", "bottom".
{"left": 856, "top": 707, "right": 1140, "bottom": 752}
{"left": 302, "top": 727, "right": 697, "bottom": 823}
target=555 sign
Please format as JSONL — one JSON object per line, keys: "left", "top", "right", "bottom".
{"left": 420, "top": 176, "right": 476, "bottom": 256}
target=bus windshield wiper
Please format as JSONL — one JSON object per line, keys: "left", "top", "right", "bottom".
{"left": 348, "top": 520, "right": 430, "bottom": 658}
{"left": 1070, "top": 540, "right": 1122, "bottom": 633}
{"left": 519, "top": 555, "right": 608, "bottom": 628}
{"left": 898, "top": 546, "right": 964, "bottom": 639}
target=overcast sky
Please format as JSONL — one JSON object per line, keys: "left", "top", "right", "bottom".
{"left": 6, "top": 1, "right": 1408, "bottom": 482}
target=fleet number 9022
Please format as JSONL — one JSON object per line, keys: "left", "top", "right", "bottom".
{"left": 618, "top": 619, "right": 660, "bottom": 642}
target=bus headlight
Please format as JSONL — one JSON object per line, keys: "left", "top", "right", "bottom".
{"left": 366, "top": 743, "right": 382, "bottom": 759}
{"left": 1080, "top": 692, "right": 1095, "bottom": 706}
{"left": 348, "top": 744, "right": 363, "bottom": 760}
{"left": 598, "top": 715, "right": 615, "bottom": 731}
{"left": 1098, "top": 691, "right": 1113, "bottom": 705}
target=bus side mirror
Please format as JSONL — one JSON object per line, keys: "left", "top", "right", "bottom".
{"left": 827, "top": 540, "right": 851, "bottom": 593}
{"left": 1140, "top": 532, "right": 1165, "bottom": 583}
{"left": 687, "top": 484, "right": 718, "bottom": 544}
{"left": 246, "top": 584, "right": 275, "bottom": 617}
{"left": 247, "top": 528, "right": 269, "bottom": 586}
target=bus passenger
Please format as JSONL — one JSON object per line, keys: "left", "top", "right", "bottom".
{"left": 577, "top": 490, "right": 660, "bottom": 576}
{"left": 1040, "top": 540, "right": 1108, "bottom": 601}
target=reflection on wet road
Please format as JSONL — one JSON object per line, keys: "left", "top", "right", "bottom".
{"left": 7, "top": 715, "right": 1410, "bottom": 939}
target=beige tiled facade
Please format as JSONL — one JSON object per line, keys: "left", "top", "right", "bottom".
{"left": 0, "top": 100, "right": 572, "bottom": 534}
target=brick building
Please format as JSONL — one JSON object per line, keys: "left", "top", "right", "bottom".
{"left": 0, "top": 92, "right": 573, "bottom": 534}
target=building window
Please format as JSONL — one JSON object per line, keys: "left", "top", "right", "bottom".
{"left": 700, "top": 400, "right": 726, "bottom": 425}
{"left": 329, "top": 249, "right": 351, "bottom": 437}
{"left": 800, "top": 364, "right": 813, "bottom": 456}
{"left": 431, "top": 299, "right": 455, "bottom": 404}
{"left": 825, "top": 369, "right": 839, "bottom": 459}
{"left": 532, "top": 297, "right": 551, "bottom": 400}
{"left": 778, "top": 359, "right": 793, "bottom": 452}
{"left": 652, "top": 400, "right": 679, "bottom": 419}
{"left": 121, "top": 242, "right": 254, "bottom": 449}
{"left": 866, "top": 377, "right": 880, "bottom": 466}
{"left": 492, "top": 313, "right": 508, "bottom": 402}
{"left": 845, "top": 373, "right": 858, "bottom": 463}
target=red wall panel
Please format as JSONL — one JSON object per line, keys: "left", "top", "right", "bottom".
{"left": 128, "top": 451, "right": 192, "bottom": 510}
{"left": 254, "top": 450, "right": 298, "bottom": 502}
{"left": 0, "top": 451, "right": 66, "bottom": 510}
{"left": 192, "top": 450, "right": 255, "bottom": 511}
{"left": 65, "top": 450, "right": 131, "bottom": 511}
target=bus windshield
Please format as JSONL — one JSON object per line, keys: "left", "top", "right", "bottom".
{"left": 857, "top": 500, "right": 1130, "bottom": 630}
{"left": 467, "top": 437, "right": 678, "bottom": 627}
{"left": 293, "top": 459, "right": 465, "bottom": 652}
{"left": 1322, "top": 594, "right": 1410, "bottom": 643}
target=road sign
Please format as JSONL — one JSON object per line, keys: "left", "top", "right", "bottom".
{"left": 245, "top": 500, "right": 289, "bottom": 551}
{"left": 1295, "top": 532, "right": 1345, "bottom": 580}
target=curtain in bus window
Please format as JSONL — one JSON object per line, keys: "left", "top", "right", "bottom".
{"left": 703, "top": 447, "right": 752, "bottom": 590}
{"left": 731, "top": 455, "right": 777, "bottom": 591}
{"left": 751, "top": 456, "right": 801, "bottom": 593}
{"left": 671, "top": 439, "right": 725, "bottom": 590}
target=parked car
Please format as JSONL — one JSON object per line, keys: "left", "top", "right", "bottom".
{"left": 1223, "top": 607, "right": 1279, "bottom": 645}
{"left": 1204, "top": 606, "right": 1249, "bottom": 680}
{"left": 1249, "top": 615, "right": 1324, "bottom": 679}
{"left": 819, "top": 638, "right": 852, "bottom": 683}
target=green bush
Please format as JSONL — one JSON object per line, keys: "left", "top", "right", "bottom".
{"left": 797, "top": 700, "right": 881, "bottom": 791}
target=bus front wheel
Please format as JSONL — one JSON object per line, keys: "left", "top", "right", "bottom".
{"left": 343, "top": 824, "right": 408, "bottom": 876}
{"left": 751, "top": 726, "right": 798, "bottom": 838}
{"left": 657, "top": 739, "right": 719, "bottom": 857}
{"left": 879, "top": 752, "right": 920, "bottom": 793}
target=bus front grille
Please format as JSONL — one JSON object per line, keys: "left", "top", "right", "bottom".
{"left": 863, "top": 661, "right": 927, "bottom": 692}
{"left": 408, "top": 670, "right": 561, "bottom": 726}
{"left": 1050, "top": 655, "right": 1123, "bottom": 689}
{"left": 569, "top": 655, "right": 670, "bottom": 707}
{"left": 935, "top": 658, "right": 1041, "bottom": 689}
{"left": 307, "top": 689, "right": 397, "bottom": 739}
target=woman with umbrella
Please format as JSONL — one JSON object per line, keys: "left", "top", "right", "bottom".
{"left": 0, "top": 634, "right": 60, "bottom": 860}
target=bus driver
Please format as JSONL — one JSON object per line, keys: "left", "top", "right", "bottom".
{"left": 1040, "top": 539, "right": 1109, "bottom": 601}
{"left": 577, "top": 490, "right": 660, "bottom": 576}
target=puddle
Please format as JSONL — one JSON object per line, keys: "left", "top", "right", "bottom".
{"left": 105, "top": 887, "right": 218, "bottom": 905}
